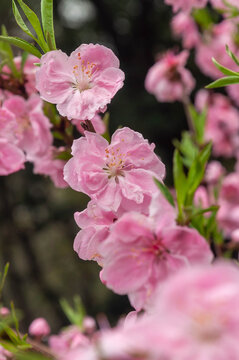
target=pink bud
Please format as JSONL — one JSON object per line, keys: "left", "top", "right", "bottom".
{"left": 83, "top": 316, "right": 96, "bottom": 334}
{"left": 29, "top": 317, "right": 51, "bottom": 338}
{"left": 0, "top": 307, "right": 10, "bottom": 316}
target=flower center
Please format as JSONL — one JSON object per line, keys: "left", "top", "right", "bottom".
{"left": 103, "top": 147, "right": 127, "bottom": 179}
{"left": 72, "top": 52, "right": 97, "bottom": 92}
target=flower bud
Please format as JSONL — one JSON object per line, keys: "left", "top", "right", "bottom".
{"left": 29, "top": 317, "right": 50, "bottom": 338}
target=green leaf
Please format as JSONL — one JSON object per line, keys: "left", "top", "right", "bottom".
{"left": 60, "top": 296, "right": 85, "bottom": 328}
{"left": 56, "top": 150, "right": 72, "bottom": 161}
{"left": 212, "top": 57, "right": 239, "bottom": 76}
{"left": 41, "top": 0, "right": 56, "bottom": 50}
{"left": 206, "top": 75, "right": 239, "bottom": 89}
{"left": 186, "top": 142, "right": 212, "bottom": 205}
{"left": 0, "top": 262, "right": 9, "bottom": 296}
{"left": 192, "top": 205, "right": 219, "bottom": 218}
{"left": 0, "top": 36, "right": 42, "bottom": 58}
{"left": 226, "top": 44, "right": 239, "bottom": 66}
{"left": 154, "top": 178, "right": 175, "bottom": 207}
{"left": 10, "top": 302, "right": 20, "bottom": 337}
{"left": 188, "top": 105, "right": 207, "bottom": 145}
{"left": 16, "top": 0, "right": 48, "bottom": 52}
{"left": 20, "top": 51, "right": 28, "bottom": 73}
{"left": 173, "top": 149, "right": 188, "bottom": 219}
{"left": 193, "top": 8, "right": 215, "bottom": 30}
{"left": 12, "top": 0, "right": 37, "bottom": 42}
{"left": 0, "top": 26, "right": 20, "bottom": 78}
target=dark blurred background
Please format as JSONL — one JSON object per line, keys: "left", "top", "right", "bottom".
{"left": 0, "top": 0, "right": 208, "bottom": 332}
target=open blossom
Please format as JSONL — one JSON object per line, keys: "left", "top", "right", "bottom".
{"left": 145, "top": 50, "right": 195, "bottom": 103}
{"left": 99, "top": 212, "right": 213, "bottom": 310}
{"left": 36, "top": 44, "right": 125, "bottom": 121}
{"left": 171, "top": 13, "right": 199, "bottom": 49}
{"left": 195, "top": 90, "right": 239, "bottom": 157}
{"left": 64, "top": 127, "right": 165, "bottom": 212}
{"left": 165, "top": 0, "right": 207, "bottom": 13}
{"left": 1, "top": 95, "right": 52, "bottom": 160}
{"left": 150, "top": 262, "right": 239, "bottom": 360}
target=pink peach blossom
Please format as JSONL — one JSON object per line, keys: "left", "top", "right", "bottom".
{"left": 211, "top": 0, "right": 239, "bottom": 10}
{"left": 73, "top": 200, "right": 116, "bottom": 263}
{"left": 100, "top": 212, "right": 213, "bottom": 310}
{"left": 195, "top": 90, "right": 239, "bottom": 157}
{"left": 29, "top": 317, "right": 51, "bottom": 338}
{"left": 196, "top": 21, "right": 238, "bottom": 79}
{"left": 171, "top": 13, "right": 200, "bottom": 49}
{"left": 0, "top": 139, "right": 25, "bottom": 175}
{"left": 145, "top": 50, "right": 195, "bottom": 102}
{"left": 194, "top": 186, "right": 210, "bottom": 209}
{"left": 205, "top": 161, "right": 225, "bottom": 184}
{"left": 36, "top": 44, "right": 125, "bottom": 121}
{"left": 33, "top": 146, "right": 68, "bottom": 188}
{"left": 2, "top": 95, "right": 52, "bottom": 160}
{"left": 0, "top": 345, "right": 11, "bottom": 360}
{"left": 151, "top": 262, "right": 239, "bottom": 360}
{"left": 227, "top": 84, "right": 239, "bottom": 107}
{"left": 217, "top": 173, "right": 239, "bottom": 236}
{"left": 49, "top": 325, "right": 89, "bottom": 358}
{"left": 64, "top": 127, "right": 165, "bottom": 212}
{"left": 3, "top": 55, "right": 39, "bottom": 96}
{"left": 165, "top": 0, "right": 207, "bottom": 12}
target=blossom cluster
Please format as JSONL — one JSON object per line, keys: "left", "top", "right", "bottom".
{"left": 2, "top": 0, "right": 239, "bottom": 359}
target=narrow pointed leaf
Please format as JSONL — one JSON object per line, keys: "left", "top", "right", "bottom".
{"left": 0, "top": 26, "right": 19, "bottom": 77}
{"left": 41, "top": 0, "right": 56, "bottom": 50}
{"left": 173, "top": 149, "right": 188, "bottom": 213}
{"left": 226, "top": 44, "right": 239, "bottom": 66}
{"left": 16, "top": 0, "right": 48, "bottom": 52}
{"left": 206, "top": 75, "right": 239, "bottom": 89}
{"left": 154, "top": 178, "right": 175, "bottom": 207}
{"left": 12, "top": 0, "right": 37, "bottom": 41}
{"left": 212, "top": 57, "right": 239, "bottom": 76}
{"left": 0, "top": 36, "right": 42, "bottom": 58}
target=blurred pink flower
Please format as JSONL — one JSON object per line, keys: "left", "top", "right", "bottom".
{"left": 195, "top": 90, "right": 239, "bottom": 157}
{"left": 0, "top": 139, "right": 25, "bottom": 175}
{"left": 152, "top": 262, "right": 239, "bottom": 359}
{"left": 165, "top": 0, "right": 207, "bottom": 12}
{"left": 205, "top": 161, "right": 225, "bottom": 184}
{"left": 196, "top": 20, "right": 238, "bottom": 79}
{"left": 64, "top": 127, "right": 165, "bottom": 212}
{"left": 171, "top": 12, "right": 199, "bottom": 48}
{"left": 145, "top": 50, "right": 195, "bottom": 102}
{"left": 2, "top": 94, "right": 52, "bottom": 160}
{"left": 36, "top": 44, "right": 125, "bottom": 120}
{"left": 73, "top": 200, "right": 116, "bottom": 263}
{"left": 33, "top": 146, "right": 68, "bottom": 188}
{"left": 217, "top": 173, "right": 239, "bottom": 236}
{"left": 49, "top": 325, "right": 89, "bottom": 358}
{"left": 100, "top": 212, "right": 213, "bottom": 310}
{"left": 3, "top": 55, "right": 39, "bottom": 96}
{"left": 29, "top": 317, "right": 51, "bottom": 338}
